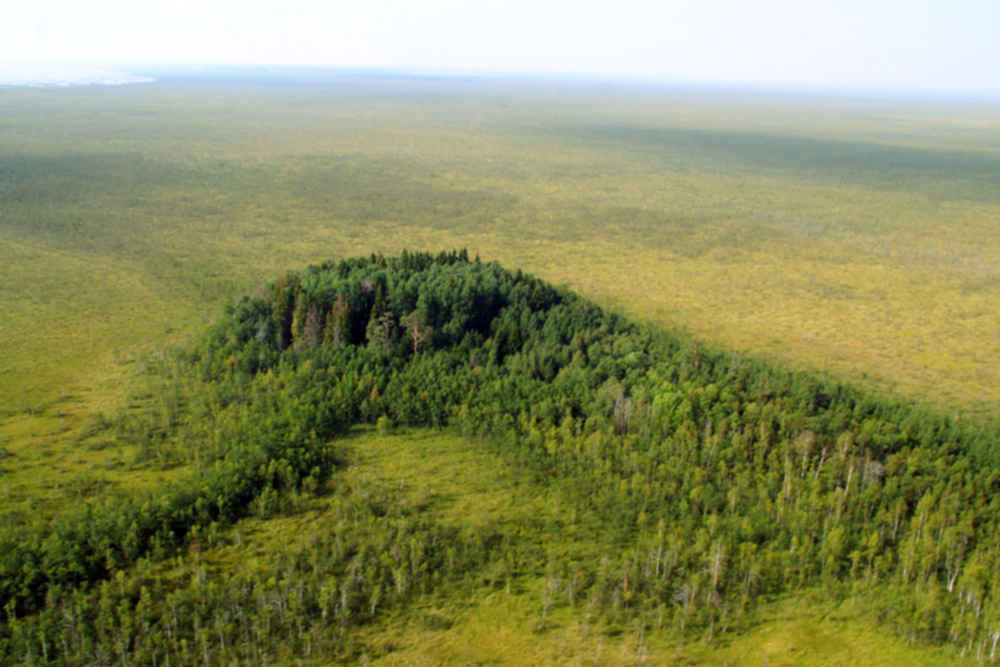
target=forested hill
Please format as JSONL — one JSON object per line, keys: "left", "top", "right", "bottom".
{"left": 4, "top": 250, "right": 1000, "bottom": 662}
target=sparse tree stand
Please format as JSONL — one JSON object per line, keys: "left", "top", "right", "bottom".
{"left": 401, "top": 311, "right": 432, "bottom": 355}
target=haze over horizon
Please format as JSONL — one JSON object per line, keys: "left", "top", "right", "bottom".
{"left": 2, "top": 0, "right": 998, "bottom": 96}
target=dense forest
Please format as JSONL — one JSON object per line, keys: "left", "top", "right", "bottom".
{"left": 3, "top": 250, "right": 1000, "bottom": 663}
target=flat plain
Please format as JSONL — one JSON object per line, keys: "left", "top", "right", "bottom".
{"left": 2, "top": 73, "right": 999, "bottom": 662}
{"left": 4, "top": 77, "right": 1000, "bottom": 421}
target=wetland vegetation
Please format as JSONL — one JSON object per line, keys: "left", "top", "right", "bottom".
{"left": 2, "top": 72, "right": 1000, "bottom": 663}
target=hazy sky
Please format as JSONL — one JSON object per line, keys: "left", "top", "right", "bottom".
{"left": 2, "top": 0, "right": 998, "bottom": 94}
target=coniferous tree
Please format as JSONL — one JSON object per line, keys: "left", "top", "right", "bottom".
{"left": 324, "top": 292, "right": 349, "bottom": 347}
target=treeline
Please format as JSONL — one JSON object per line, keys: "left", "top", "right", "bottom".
{"left": 4, "top": 250, "right": 1000, "bottom": 662}
{"left": 0, "top": 353, "right": 348, "bottom": 616}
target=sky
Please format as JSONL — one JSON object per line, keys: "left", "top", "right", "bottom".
{"left": 2, "top": 0, "right": 998, "bottom": 94}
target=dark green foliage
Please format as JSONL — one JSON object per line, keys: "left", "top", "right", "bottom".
{"left": 271, "top": 273, "right": 300, "bottom": 351}
{"left": 5, "top": 249, "right": 1000, "bottom": 662}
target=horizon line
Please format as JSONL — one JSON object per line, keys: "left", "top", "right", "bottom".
{"left": 3, "top": 60, "right": 999, "bottom": 102}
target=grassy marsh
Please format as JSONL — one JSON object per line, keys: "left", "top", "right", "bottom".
{"left": 3, "top": 74, "right": 1000, "bottom": 663}
{"left": 3, "top": 79, "right": 999, "bottom": 420}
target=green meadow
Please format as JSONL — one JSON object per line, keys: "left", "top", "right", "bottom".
{"left": 2, "top": 74, "right": 1000, "bottom": 663}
